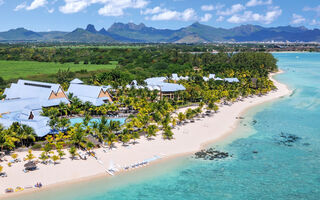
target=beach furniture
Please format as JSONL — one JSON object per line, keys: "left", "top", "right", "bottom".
{"left": 0, "top": 172, "right": 7, "bottom": 177}
{"left": 15, "top": 187, "right": 24, "bottom": 192}
{"left": 5, "top": 188, "right": 14, "bottom": 193}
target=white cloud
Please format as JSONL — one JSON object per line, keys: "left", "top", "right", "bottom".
{"left": 291, "top": 14, "right": 306, "bottom": 25}
{"left": 14, "top": 0, "right": 49, "bottom": 11}
{"left": 59, "top": 0, "right": 148, "bottom": 16}
{"left": 227, "top": 6, "right": 282, "bottom": 24}
{"left": 148, "top": 8, "right": 197, "bottom": 21}
{"left": 98, "top": 4, "right": 123, "bottom": 16}
{"left": 26, "top": 0, "right": 48, "bottom": 10}
{"left": 217, "top": 4, "right": 245, "bottom": 16}
{"left": 216, "top": 16, "right": 224, "bottom": 22}
{"left": 201, "top": 5, "right": 214, "bottom": 11}
{"left": 14, "top": 2, "right": 27, "bottom": 11}
{"left": 310, "top": 19, "right": 320, "bottom": 26}
{"left": 48, "top": 8, "right": 54, "bottom": 13}
{"left": 246, "top": 0, "right": 272, "bottom": 7}
{"left": 303, "top": 5, "right": 320, "bottom": 16}
{"left": 59, "top": 0, "right": 91, "bottom": 14}
{"left": 141, "top": 6, "right": 166, "bottom": 15}
{"left": 201, "top": 3, "right": 224, "bottom": 11}
{"left": 200, "top": 13, "right": 212, "bottom": 22}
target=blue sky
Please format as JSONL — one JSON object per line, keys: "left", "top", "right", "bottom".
{"left": 0, "top": 0, "right": 320, "bottom": 31}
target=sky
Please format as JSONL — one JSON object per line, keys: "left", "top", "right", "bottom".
{"left": 0, "top": 0, "right": 320, "bottom": 31}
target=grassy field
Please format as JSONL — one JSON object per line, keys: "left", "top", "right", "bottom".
{"left": 0, "top": 60, "right": 117, "bottom": 80}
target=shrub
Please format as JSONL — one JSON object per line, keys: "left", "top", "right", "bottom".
{"left": 32, "top": 143, "right": 42, "bottom": 150}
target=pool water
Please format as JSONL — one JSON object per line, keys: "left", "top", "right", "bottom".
{"left": 70, "top": 117, "right": 127, "bottom": 126}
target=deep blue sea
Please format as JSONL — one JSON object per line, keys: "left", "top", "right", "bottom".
{"left": 9, "top": 53, "right": 320, "bottom": 200}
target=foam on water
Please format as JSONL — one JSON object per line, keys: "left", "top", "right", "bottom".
{"left": 8, "top": 53, "right": 320, "bottom": 200}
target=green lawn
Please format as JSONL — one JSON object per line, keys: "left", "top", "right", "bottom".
{"left": 0, "top": 60, "right": 117, "bottom": 80}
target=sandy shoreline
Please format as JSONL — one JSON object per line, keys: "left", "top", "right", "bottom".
{"left": 0, "top": 70, "right": 291, "bottom": 199}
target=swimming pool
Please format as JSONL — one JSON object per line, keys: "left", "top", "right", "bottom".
{"left": 70, "top": 117, "right": 127, "bottom": 126}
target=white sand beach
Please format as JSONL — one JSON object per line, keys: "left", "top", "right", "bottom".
{"left": 0, "top": 71, "right": 291, "bottom": 198}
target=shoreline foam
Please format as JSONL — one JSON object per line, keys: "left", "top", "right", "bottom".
{"left": 0, "top": 70, "right": 291, "bottom": 199}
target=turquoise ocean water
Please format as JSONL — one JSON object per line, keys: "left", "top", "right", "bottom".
{"left": 8, "top": 53, "right": 320, "bottom": 200}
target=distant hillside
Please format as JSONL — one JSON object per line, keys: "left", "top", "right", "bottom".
{"left": 107, "top": 22, "right": 177, "bottom": 42}
{"left": 63, "top": 28, "right": 115, "bottom": 43}
{"left": 0, "top": 28, "right": 42, "bottom": 40}
{"left": 0, "top": 23, "right": 320, "bottom": 43}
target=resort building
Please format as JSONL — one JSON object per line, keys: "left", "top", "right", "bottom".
{"left": 124, "top": 76, "right": 186, "bottom": 99}
{"left": 0, "top": 80, "right": 70, "bottom": 137}
{"left": 224, "top": 78, "right": 240, "bottom": 83}
{"left": 4, "top": 79, "right": 67, "bottom": 100}
{"left": 202, "top": 74, "right": 239, "bottom": 83}
{"left": 203, "top": 74, "right": 216, "bottom": 81}
{"left": 126, "top": 80, "right": 146, "bottom": 90}
{"left": 145, "top": 77, "right": 186, "bottom": 99}
{"left": 67, "top": 79, "right": 113, "bottom": 106}
{"left": 171, "top": 74, "right": 189, "bottom": 82}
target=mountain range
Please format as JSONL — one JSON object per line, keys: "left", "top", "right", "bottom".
{"left": 1, "top": 22, "right": 320, "bottom": 43}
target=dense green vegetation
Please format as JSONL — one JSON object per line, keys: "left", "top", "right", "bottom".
{"left": 0, "top": 44, "right": 278, "bottom": 155}
{"left": 0, "top": 46, "right": 276, "bottom": 82}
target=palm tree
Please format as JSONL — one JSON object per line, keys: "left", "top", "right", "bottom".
{"left": 39, "top": 152, "right": 48, "bottom": 164}
{"left": 57, "top": 118, "right": 70, "bottom": 132}
{"left": 19, "top": 125, "right": 36, "bottom": 147}
{"left": 48, "top": 117, "right": 58, "bottom": 132}
{"left": 146, "top": 125, "right": 158, "bottom": 140}
{"left": 109, "top": 120, "right": 121, "bottom": 132}
{"left": 104, "top": 133, "right": 117, "bottom": 149}
{"left": 120, "top": 134, "right": 131, "bottom": 146}
{"left": 42, "top": 143, "right": 53, "bottom": 156}
{"left": 163, "top": 126, "right": 174, "bottom": 140}
{"left": 51, "top": 155, "right": 60, "bottom": 165}
{"left": 185, "top": 108, "right": 194, "bottom": 120}
{"left": 86, "top": 141, "right": 95, "bottom": 153}
{"left": 69, "top": 146, "right": 77, "bottom": 160}
{"left": 0, "top": 129, "right": 19, "bottom": 150}
{"left": 25, "top": 149, "right": 35, "bottom": 161}
{"left": 212, "top": 104, "right": 219, "bottom": 113}
{"left": 171, "top": 118, "right": 177, "bottom": 128}
{"left": 68, "top": 123, "right": 87, "bottom": 148}
{"left": 83, "top": 113, "right": 92, "bottom": 127}
{"left": 177, "top": 112, "right": 186, "bottom": 125}
{"left": 131, "top": 131, "right": 140, "bottom": 145}
{"left": 58, "top": 102, "right": 68, "bottom": 116}
{"left": 57, "top": 149, "right": 66, "bottom": 159}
